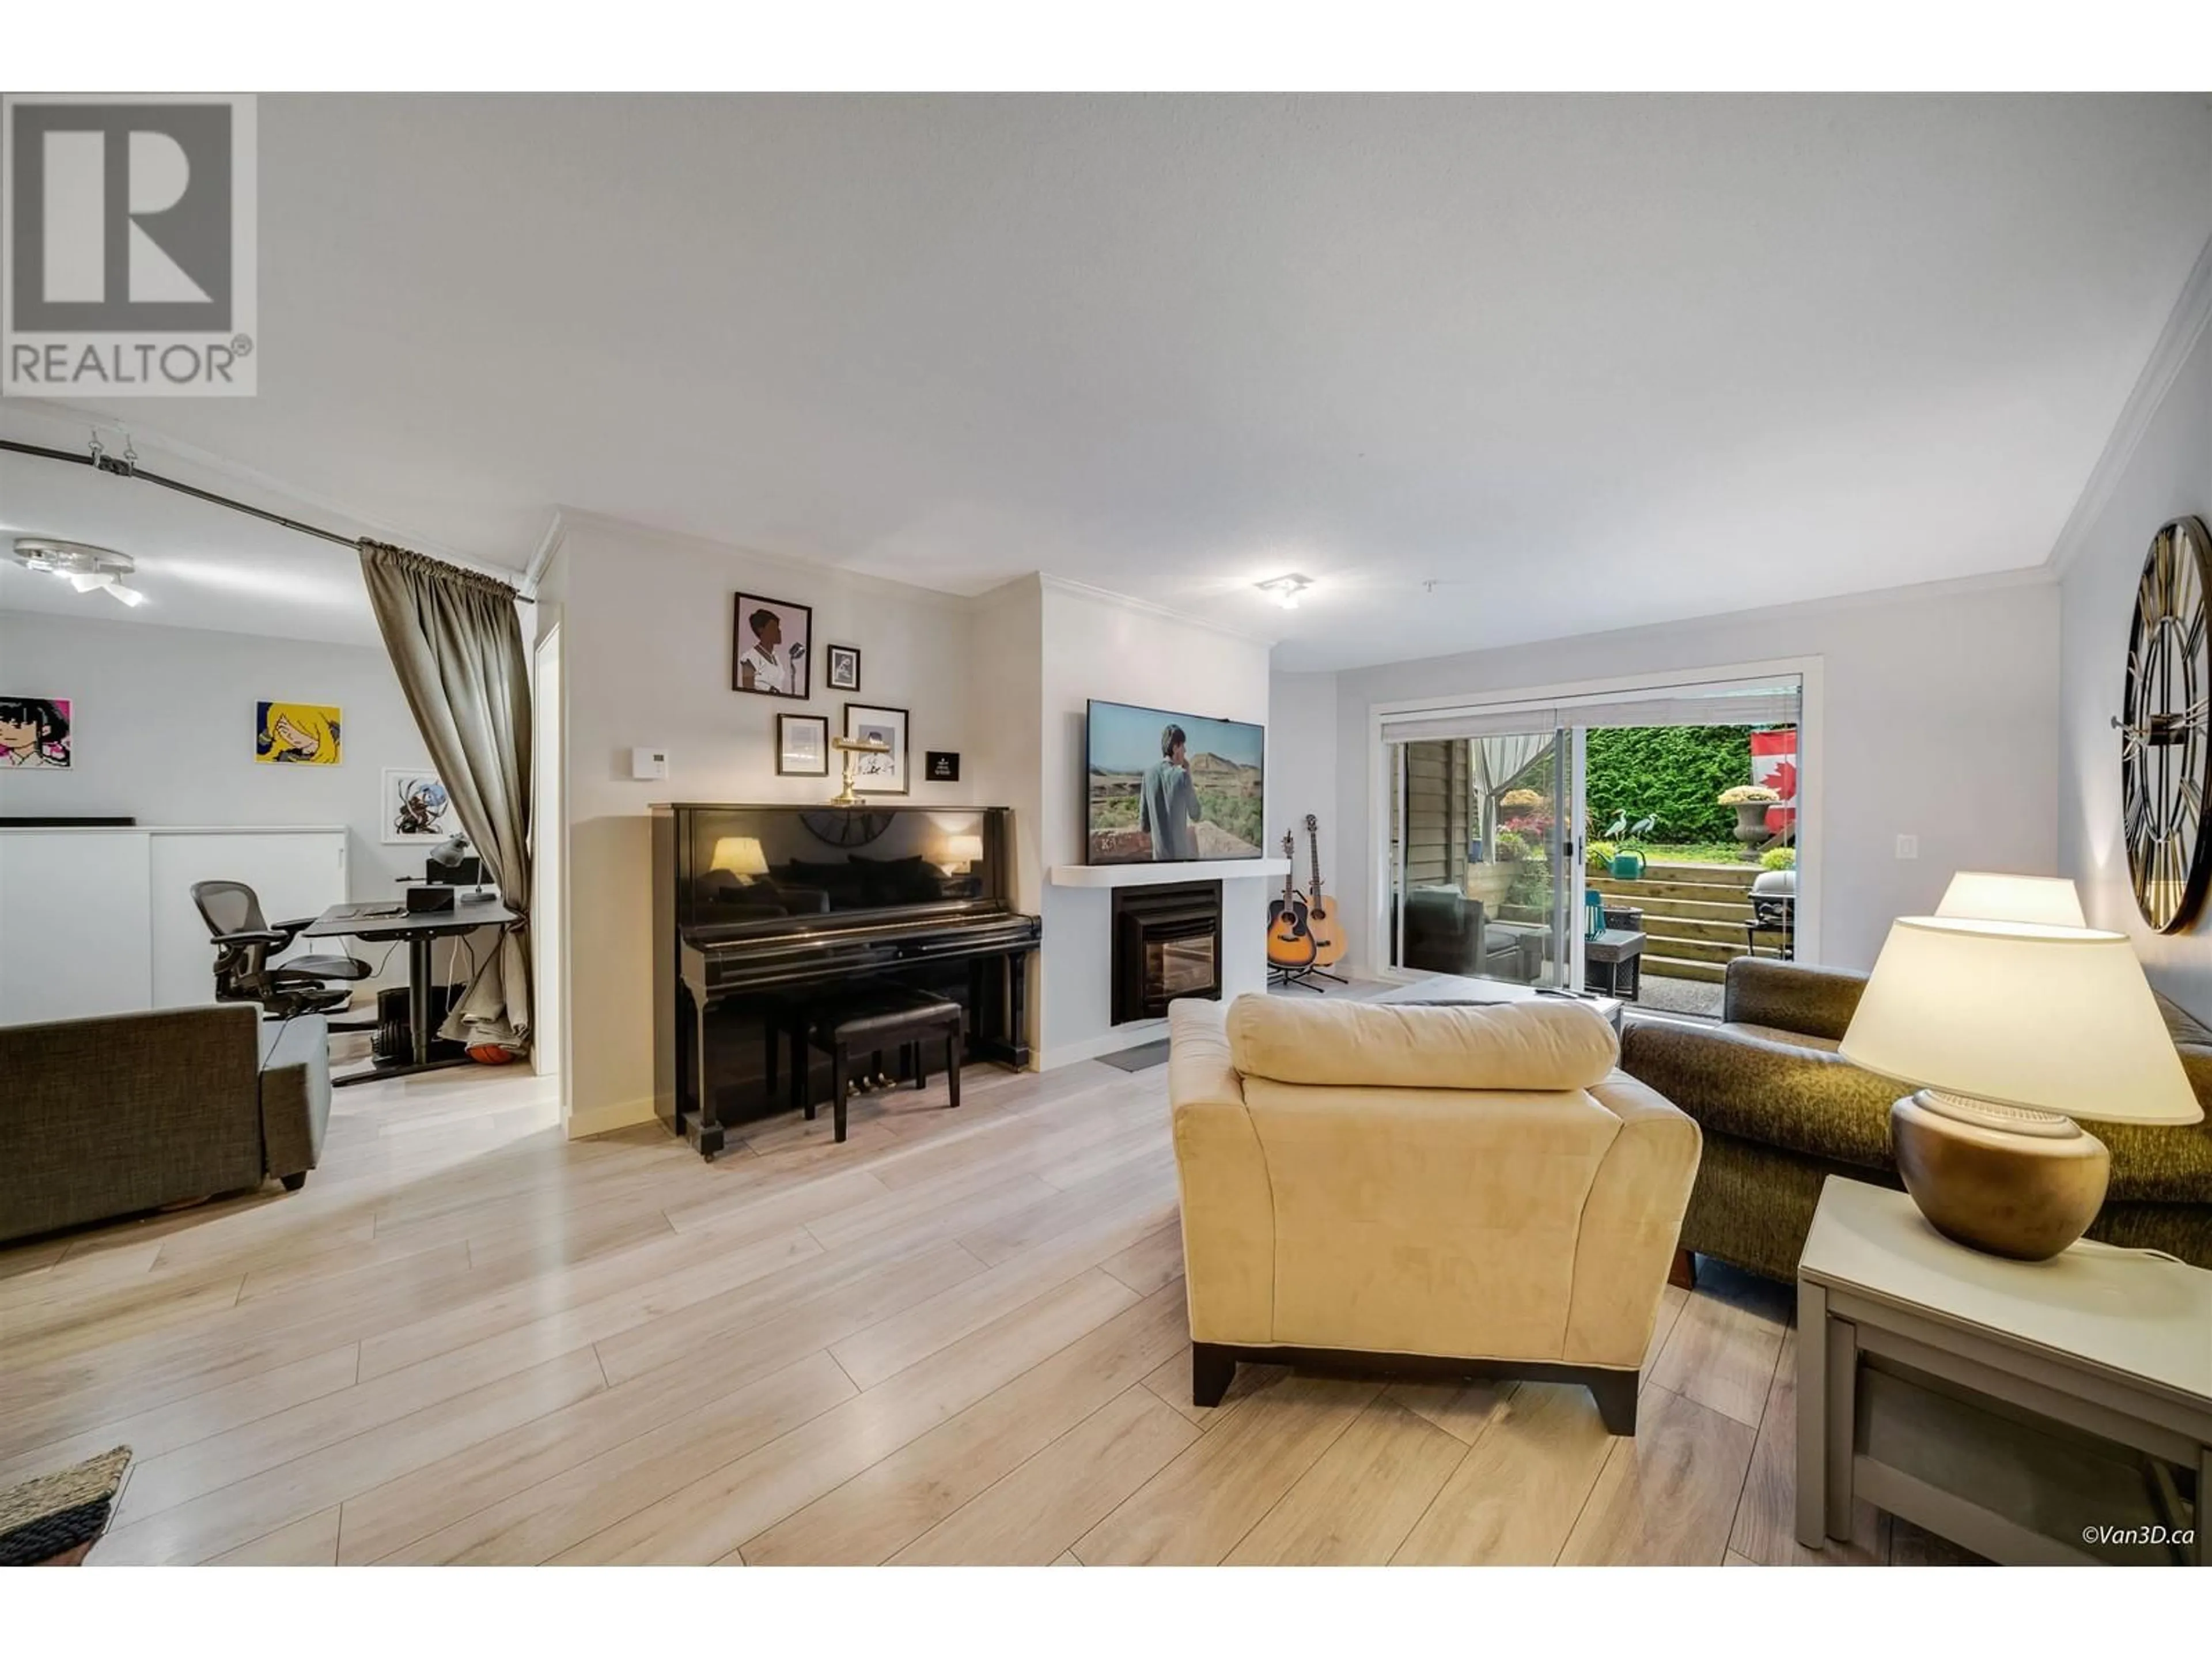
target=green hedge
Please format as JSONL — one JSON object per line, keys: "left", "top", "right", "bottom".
{"left": 1584, "top": 726, "right": 1768, "bottom": 842}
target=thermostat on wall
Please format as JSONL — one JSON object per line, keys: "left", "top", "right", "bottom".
{"left": 631, "top": 747, "right": 669, "bottom": 781}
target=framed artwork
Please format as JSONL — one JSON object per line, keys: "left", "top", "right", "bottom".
{"left": 255, "top": 700, "right": 343, "bottom": 765}
{"left": 732, "top": 593, "right": 813, "bottom": 699}
{"left": 825, "top": 643, "right": 862, "bottom": 692}
{"left": 842, "top": 702, "right": 910, "bottom": 797}
{"left": 383, "top": 768, "right": 455, "bottom": 843}
{"left": 777, "top": 713, "right": 830, "bottom": 777}
{"left": 0, "top": 695, "right": 71, "bottom": 770}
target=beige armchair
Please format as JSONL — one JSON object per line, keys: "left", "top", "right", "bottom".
{"left": 1168, "top": 994, "right": 1700, "bottom": 1434}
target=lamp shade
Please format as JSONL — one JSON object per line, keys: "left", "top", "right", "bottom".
{"left": 1840, "top": 916, "right": 2202, "bottom": 1125}
{"left": 1933, "top": 871, "right": 2086, "bottom": 929}
{"left": 941, "top": 833, "right": 985, "bottom": 869}
{"left": 710, "top": 836, "right": 768, "bottom": 878}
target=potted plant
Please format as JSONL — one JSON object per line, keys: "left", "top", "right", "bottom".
{"left": 1718, "top": 783, "right": 1781, "bottom": 858}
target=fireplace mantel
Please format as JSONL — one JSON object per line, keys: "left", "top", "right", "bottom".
{"left": 1048, "top": 858, "right": 1290, "bottom": 889}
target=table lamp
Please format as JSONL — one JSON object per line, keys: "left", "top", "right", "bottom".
{"left": 1933, "top": 870, "right": 2086, "bottom": 928}
{"left": 1840, "top": 912, "right": 2202, "bottom": 1259}
{"left": 710, "top": 836, "right": 768, "bottom": 883}
{"left": 938, "top": 832, "right": 985, "bottom": 874}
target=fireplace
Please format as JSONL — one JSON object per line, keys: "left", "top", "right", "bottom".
{"left": 1111, "top": 881, "right": 1224, "bottom": 1025}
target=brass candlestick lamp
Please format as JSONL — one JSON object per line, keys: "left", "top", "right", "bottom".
{"left": 827, "top": 734, "right": 892, "bottom": 806}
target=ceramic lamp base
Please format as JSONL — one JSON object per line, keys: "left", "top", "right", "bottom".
{"left": 1889, "top": 1090, "right": 2109, "bottom": 1260}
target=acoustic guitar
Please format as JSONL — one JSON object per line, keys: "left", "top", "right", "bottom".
{"left": 1266, "top": 831, "right": 1318, "bottom": 968}
{"left": 1302, "top": 813, "right": 1346, "bottom": 967}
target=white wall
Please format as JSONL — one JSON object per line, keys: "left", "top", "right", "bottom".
{"left": 2058, "top": 310, "right": 2212, "bottom": 1009}
{"left": 1035, "top": 581, "right": 1273, "bottom": 1064}
{"left": 0, "top": 610, "right": 441, "bottom": 990}
{"left": 1267, "top": 668, "right": 1340, "bottom": 908}
{"left": 1327, "top": 577, "right": 2063, "bottom": 977}
{"left": 556, "top": 516, "right": 982, "bottom": 1135}
{"left": 965, "top": 577, "right": 1046, "bottom": 918}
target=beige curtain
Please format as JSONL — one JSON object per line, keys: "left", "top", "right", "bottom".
{"left": 359, "top": 539, "right": 533, "bottom": 1048}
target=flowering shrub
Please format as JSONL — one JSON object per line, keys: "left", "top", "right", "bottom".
{"left": 1717, "top": 784, "right": 1780, "bottom": 805}
{"left": 1499, "top": 788, "right": 1547, "bottom": 809}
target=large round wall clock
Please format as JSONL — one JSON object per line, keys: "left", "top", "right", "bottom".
{"left": 2120, "top": 515, "right": 2212, "bottom": 933}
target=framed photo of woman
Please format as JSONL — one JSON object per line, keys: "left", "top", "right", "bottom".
{"left": 732, "top": 594, "right": 813, "bottom": 698}
{"left": 825, "top": 643, "right": 862, "bottom": 692}
{"left": 842, "top": 702, "right": 910, "bottom": 796}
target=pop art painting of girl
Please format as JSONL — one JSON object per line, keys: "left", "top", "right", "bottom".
{"left": 255, "top": 701, "right": 343, "bottom": 765}
{"left": 0, "top": 696, "right": 71, "bottom": 768}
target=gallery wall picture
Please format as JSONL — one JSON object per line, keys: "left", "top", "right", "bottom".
{"left": 842, "top": 702, "right": 911, "bottom": 796}
{"left": 825, "top": 643, "right": 862, "bottom": 692}
{"left": 255, "top": 701, "right": 343, "bottom": 765}
{"left": 0, "top": 695, "right": 71, "bottom": 769}
{"left": 384, "top": 768, "right": 456, "bottom": 842}
{"left": 732, "top": 593, "right": 813, "bottom": 699}
{"left": 777, "top": 713, "right": 830, "bottom": 777}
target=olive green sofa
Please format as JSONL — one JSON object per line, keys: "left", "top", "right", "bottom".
{"left": 1618, "top": 957, "right": 2212, "bottom": 1281}
{"left": 0, "top": 1005, "right": 329, "bottom": 1245}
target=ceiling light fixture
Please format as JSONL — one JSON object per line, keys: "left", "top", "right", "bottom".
{"left": 10, "top": 537, "right": 146, "bottom": 609}
{"left": 1256, "top": 573, "right": 1315, "bottom": 611}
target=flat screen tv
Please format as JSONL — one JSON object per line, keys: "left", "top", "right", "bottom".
{"left": 1085, "top": 699, "right": 1266, "bottom": 865}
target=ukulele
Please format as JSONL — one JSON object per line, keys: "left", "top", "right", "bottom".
{"left": 1302, "top": 813, "right": 1345, "bottom": 967}
{"left": 1266, "top": 831, "right": 1318, "bottom": 968}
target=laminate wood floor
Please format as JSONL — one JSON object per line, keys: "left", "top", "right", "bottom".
{"left": 0, "top": 1053, "right": 1960, "bottom": 1566}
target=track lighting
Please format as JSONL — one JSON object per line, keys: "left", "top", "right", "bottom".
{"left": 11, "top": 537, "right": 146, "bottom": 608}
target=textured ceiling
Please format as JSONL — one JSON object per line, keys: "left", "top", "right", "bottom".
{"left": 14, "top": 93, "right": 2211, "bottom": 668}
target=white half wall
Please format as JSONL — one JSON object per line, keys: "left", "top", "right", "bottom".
{"left": 556, "top": 516, "right": 982, "bottom": 1134}
{"left": 1036, "top": 581, "right": 1272, "bottom": 1065}
{"left": 0, "top": 609, "right": 442, "bottom": 993}
{"left": 2058, "top": 300, "right": 2212, "bottom": 1010}
{"left": 1328, "top": 577, "right": 2063, "bottom": 977}
{"left": 1267, "top": 668, "right": 1340, "bottom": 909}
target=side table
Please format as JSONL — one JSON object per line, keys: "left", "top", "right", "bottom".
{"left": 1584, "top": 928, "right": 1645, "bottom": 1001}
{"left": 1797, "top": 1177, "right": 2211, "bottom": 1566}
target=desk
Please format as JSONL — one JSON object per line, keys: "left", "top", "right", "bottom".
{"left": 304, "top": 898, "right": 517, "bottom": 1085}
{"left": 1797, "top": 1177, "right": 2211, "bottom": 1566}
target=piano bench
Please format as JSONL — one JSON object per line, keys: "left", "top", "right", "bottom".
{"left": 806, "top": 990, "right": 965, "bottom": 1143}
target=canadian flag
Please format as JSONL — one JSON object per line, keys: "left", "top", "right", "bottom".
{"left": 1751, "top": 729, "right": 1798, "bottom": 838}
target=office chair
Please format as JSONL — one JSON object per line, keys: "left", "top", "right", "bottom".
{"left": 191, "top": 880, "right": 373, "bottom": 1020}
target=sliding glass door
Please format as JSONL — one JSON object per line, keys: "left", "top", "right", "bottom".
{"left": 1387, "top": 726, "right": 1578, "bottom": 988}
{"left": 1378, "top": 671, "right": 1806, "bottom": 1012}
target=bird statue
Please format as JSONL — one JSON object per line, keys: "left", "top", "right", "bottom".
{"left": 1603, "top": 812, "right": 1628, "bottom": 840}
{"left": 1628, "top": 815, "right": 1658, "bottom": 842}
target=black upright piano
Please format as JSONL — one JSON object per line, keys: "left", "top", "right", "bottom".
{"left": 652, "top": 802, "right": 1040, "bottom": 1160}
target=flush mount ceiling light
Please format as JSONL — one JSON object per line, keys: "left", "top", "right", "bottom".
{"left": 10, "top": 537, "right": 146, "bottom": 607}
{"left": 1255, "top": 573, "right": 1315, "bottom": 610}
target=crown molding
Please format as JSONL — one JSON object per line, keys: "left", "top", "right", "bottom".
{"left": 552, "top": 506, "right": 977, "bottom": 613}
{"left": 2046, "top": 228, "right": 2212, "bottom": 579}
{"left": 520, "top": 510, "right": 567, "bottom": 601}
{"left": 1313, "top": 561, "right": 2058, "bottom": 680}
{"left": 1036, "top": 571, "right": 1279, "bottom": 646}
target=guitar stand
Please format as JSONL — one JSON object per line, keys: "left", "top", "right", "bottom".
{"left": 1268, "top": 964, "right": 1348, "bottom": 993}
